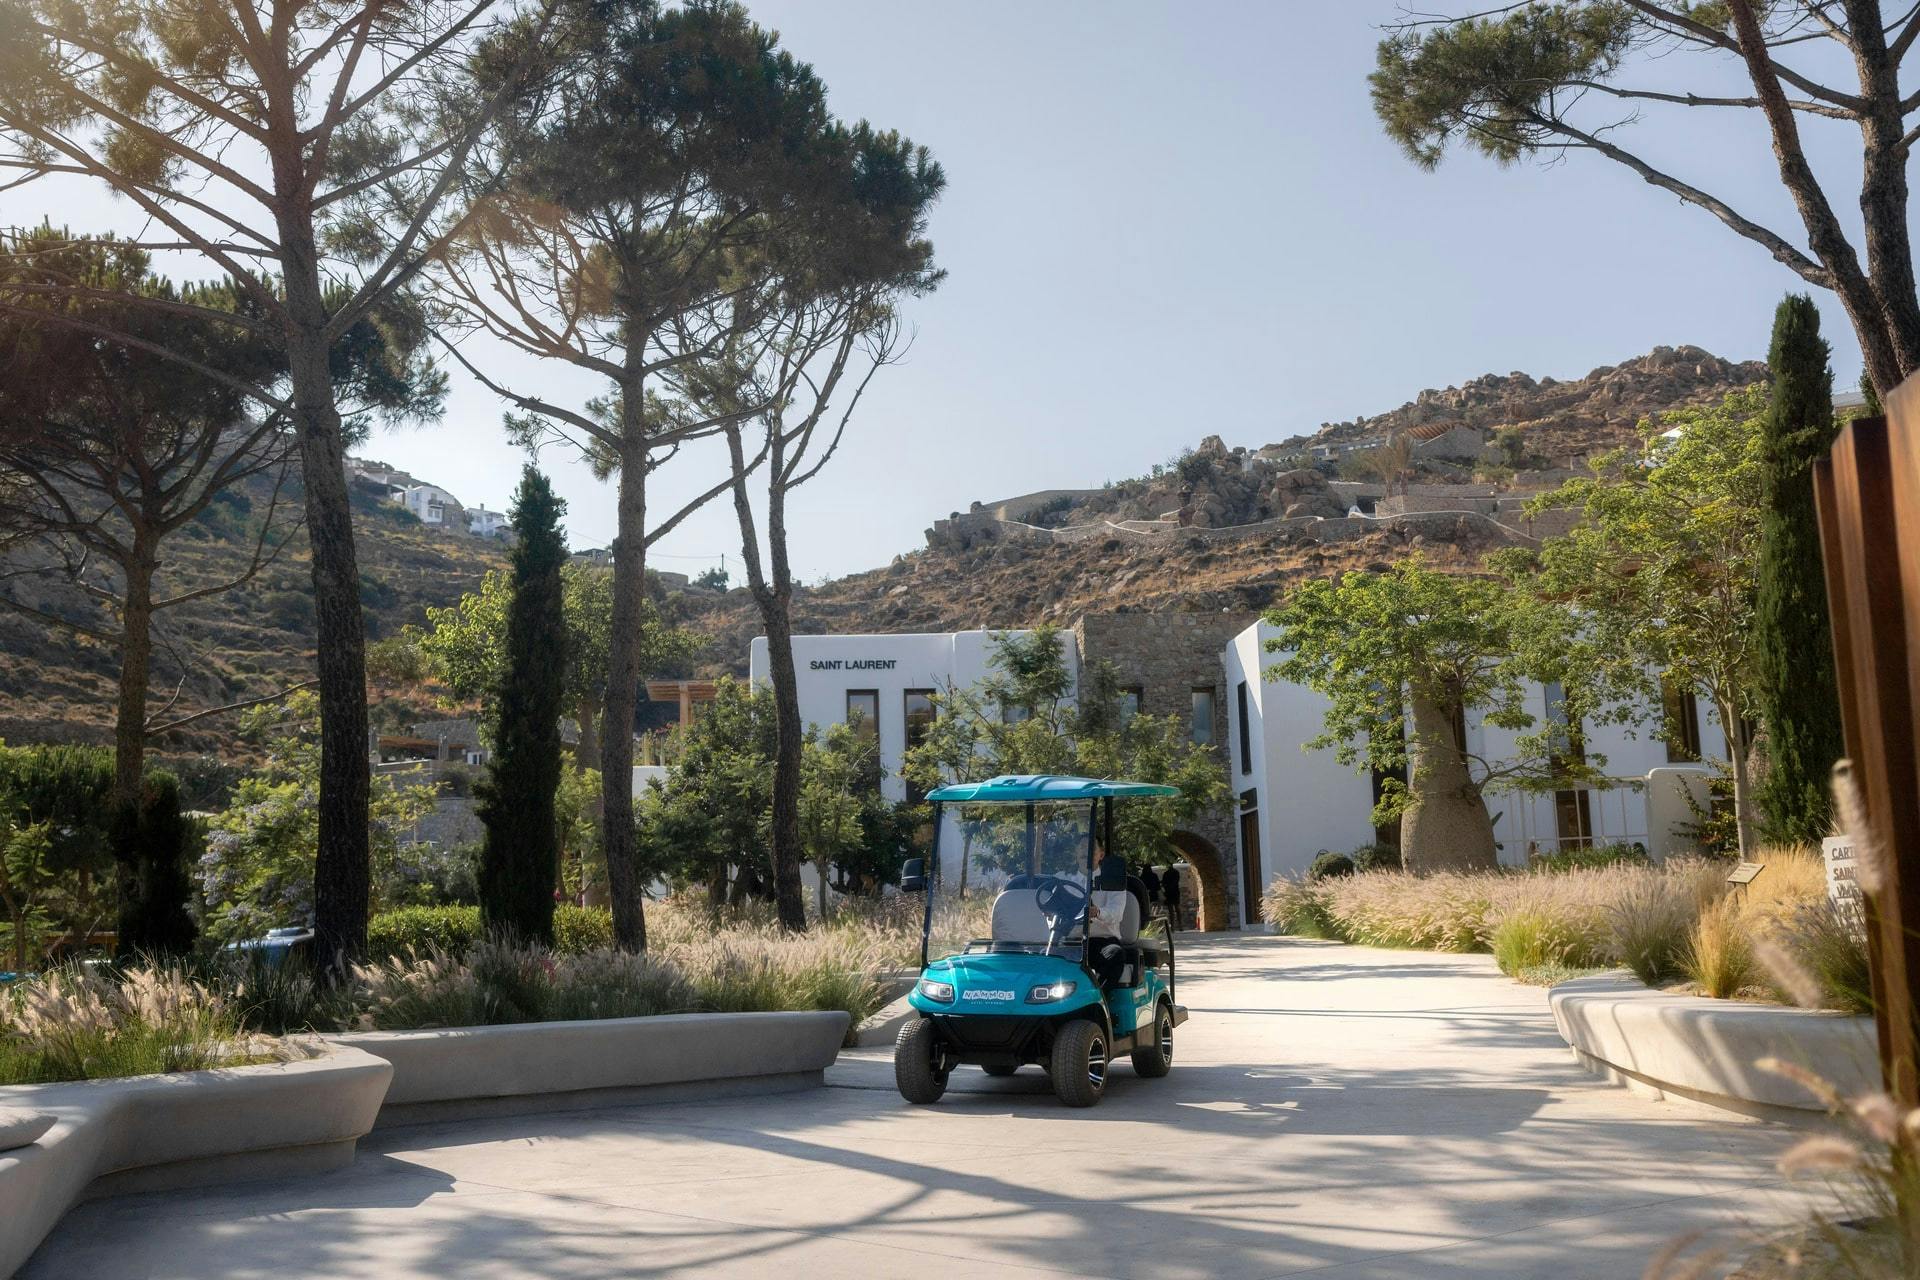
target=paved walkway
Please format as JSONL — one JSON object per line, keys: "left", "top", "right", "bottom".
{"left": 26, "top": 935, "right": 1817, "bottom": 1279}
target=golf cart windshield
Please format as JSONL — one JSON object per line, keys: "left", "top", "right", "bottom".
{"left": 919, "top": 775, "right": 1179, "bottom": 959}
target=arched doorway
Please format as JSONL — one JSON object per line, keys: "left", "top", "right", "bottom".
{"left": 1166, "top": 830, "right": 1231, "bottom": 932}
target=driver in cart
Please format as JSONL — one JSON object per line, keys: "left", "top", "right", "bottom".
{"left": 1085, "top": 845, "right": 1131, "bottom": 987}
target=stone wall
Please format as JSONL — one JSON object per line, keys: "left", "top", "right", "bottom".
{"left": 1074, "top": 611, "right": 1256, "bottom": 930}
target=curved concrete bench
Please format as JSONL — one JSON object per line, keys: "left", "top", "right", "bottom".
{"left": 329, "top": 1009, "right": 850, "bottom": 1127}
{"left": 1549, "top": 974, "right": 1880, "bottom": 1120}
{"left": 1, "top": 1046, "right": 391, "bottom": 1278}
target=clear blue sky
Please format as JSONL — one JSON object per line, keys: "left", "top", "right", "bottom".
{"left": 7, "top": 2, "right": 1868, "bottom": 583}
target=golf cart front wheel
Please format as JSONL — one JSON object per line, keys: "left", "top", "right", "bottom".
{"left": 1050, "top": 1020, "right": 1108, "bottom": 1107}
{"left": 894, "top": 1018, "right": 948, "bottom": 1104}
{"left": 1132, "top": 1003, "right": 1174, "bottom": 1078}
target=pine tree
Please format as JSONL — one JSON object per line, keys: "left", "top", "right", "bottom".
{"left": 476, "top": 468, "right": 568, "bottom": 945}
{"left": 1754, "top": 294, "right": 1846, "bottom": 844}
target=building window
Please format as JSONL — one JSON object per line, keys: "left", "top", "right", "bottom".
{"left": 1235, "top": 681, "right": 1252, "bottom": 776}
{"left": 1545, "top": 680, "right": 1593, "bottom": 848}
{"left": 904, "top": 690, "right": 936, "bottom": 802}
{"left": 1118, "top": 686, "right": 1143, "bottom": 724}
{"left": 1002, "top": 702, "right": 1031, "bottom": 724}
{"left": 845, "top": 690, "right": 879, "bottom": 741}
{"left": 1190, "top": 688, "right": 1214, "bottom": 746}
{"left": 1661, "top": 678, "right": 1702, "bottom": 763}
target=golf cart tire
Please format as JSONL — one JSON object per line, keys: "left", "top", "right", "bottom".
{"left": 1050, "top": 1019, "right": 1108, "bottom": 1107}
{"left": 1132, "top": 1001, "right": 1175, "bottom": 1078}
{"left": 894, "top": 1018, "right": 948, "bottom": 1104}
{"left": 981, "top": 1063, "right": 1018, "bottom": 1077}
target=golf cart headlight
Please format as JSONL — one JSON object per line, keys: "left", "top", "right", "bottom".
{"left": 1026, "top": 980, "right": 1077, "bottom": 1004}
{"left": 918, "top": 979, "right": 955, "bottom": 1003}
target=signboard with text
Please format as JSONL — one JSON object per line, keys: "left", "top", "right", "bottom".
{"left": 1822, "top": 834, "right": 1868, "bottom": 937}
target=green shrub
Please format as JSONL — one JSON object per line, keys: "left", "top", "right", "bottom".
{"left": 1527, "top": 843, "right": 1650, "bottom": 874}
{"left": 554, "top": 905, "right": 614, "bottom": 954}
{"left": 1491, "top": 909, "right": 1609, "bottom": 976}
{"left": 368, "top": 905, "right": 480, "bottom": 959}
{"left": 1349, "top": 843, "right": 1402, "bottom": 873}
{"left": 1308, "top": 851, "right": 1355, "bottom": 880}
{"left": 191, "top": 948, "right": 355, "bottom": 1035}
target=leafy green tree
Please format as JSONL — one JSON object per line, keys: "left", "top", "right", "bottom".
{"left": 555, "top": 766, "right": 602, "bottom": 903}
{"left": 199, "top": 693, "right": 434, "bottom": 946}
{"left": 0, "top": 812, "right": 55, "bottom": 972}
{"left": 1371, "top": 4, "right": 1920, "bottom": 399}
{"left": 1754, "top": 295, "right": 1846, "bottom": 845}
{"left": 1266, "top": 562, "right": 1600, "bottom": 872}
{"left": 0, "top": 231, "right": 432, "bottom": 943}
{"left": 414, "top": 564, "right": 699, "bottom": 771}
{"left": 475, "top": 468, "right": 567, "bottom": 945}
{"left": 635, "top": 678, "right": 776, "bottom": 905}
{"left": 1519, "top": 390, "right": 1768, "bottom": 853}
{"left": 0, "top": 0, "right": 555, "bottom": 967}
{"left": 902, "top": 627, "right": 1226, "bottom": 884}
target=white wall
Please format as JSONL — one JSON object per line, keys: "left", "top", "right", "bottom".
{"left": 1222, "top": 620, "right": 1731, "bottom": 902}
{"left": 1223, "top": 622, "right": 1381, "bottom": 922}
{"left": 749, "top": 629, "right": 1079, "bottom": 887}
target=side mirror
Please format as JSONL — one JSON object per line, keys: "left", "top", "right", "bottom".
{"left": 900, "top": 858, "right": 927, "bottom": 893}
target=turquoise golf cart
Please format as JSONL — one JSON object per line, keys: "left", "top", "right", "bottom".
{"left": 893, "top": 775, "right": 1189, "bottom": 1108}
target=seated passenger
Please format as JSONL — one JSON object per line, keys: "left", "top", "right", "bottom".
{"left": 1085, "top": 845, "right": 1131, "bottom": 986}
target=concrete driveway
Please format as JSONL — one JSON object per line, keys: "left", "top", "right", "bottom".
{"left": 24, "top": 935, "right": 1816, "bottom": 1279}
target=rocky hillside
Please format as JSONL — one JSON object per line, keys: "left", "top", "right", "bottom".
{"left": 0, "top": 475, "right": 508, "bottom": 756}
{"left": 684, "top": 516, "right": 1502, "bottom": 678}
{"left": 1296, "top": 344, "right": 1767, "bottom": 460}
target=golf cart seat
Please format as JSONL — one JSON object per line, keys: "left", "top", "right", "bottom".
{"left": 990, "top": 886, "right": 1051, "bottom": 947}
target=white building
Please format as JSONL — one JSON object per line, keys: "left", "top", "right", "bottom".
{"left": 465, "top": 506, "right": 509, "bottom": 538}
{"left": 749, "top": 629, "right": 1078, "bottom": 887}
{"left": 396, "top": 483, "right": 461, "bottom": 526}
{"left": 1221, "top": 617, "right": 1727, "bottom": 917}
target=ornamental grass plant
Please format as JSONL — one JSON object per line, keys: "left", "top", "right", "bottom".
{"left": 1262, "top": 847, "right": 1853, "bottom": 1010}
{"left": 0, "top": 964, "right": 292, "bottom": 1085}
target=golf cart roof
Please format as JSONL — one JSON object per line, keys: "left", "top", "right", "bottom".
{"left": 924, "top": 774, "right": 1180, "bottom": 803}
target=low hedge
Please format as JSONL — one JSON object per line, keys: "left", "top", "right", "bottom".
{"left": 367, "top": 904, "right": 616, "bottom": 959}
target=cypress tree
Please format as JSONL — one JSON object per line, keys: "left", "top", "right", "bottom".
{"left": 117, "top": 772, "right": 199, "bottom": 958}
{"left": 476, "top": 468, "right": 568, "bottom": 944}
{"left": 1754, "top": 294, "right": 1846, "bottom": 844}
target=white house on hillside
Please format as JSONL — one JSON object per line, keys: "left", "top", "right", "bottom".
{"left": 465, "top": 506, "right": 509, "bottom": 538}
{"left": 397, "top": 484, "right": 461, "bottom": 526}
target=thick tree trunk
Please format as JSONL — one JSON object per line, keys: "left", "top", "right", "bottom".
{"left": 761, "top": 599, "right": 808, "bottom": 931}
{"left": 725, "top": 426, "right": 807, "bottom": 932}
{"left": 601, "top": 427, "right": 648, "bottom": 952}
{"left": 1842, "top": 0, "right": 1920, "bottom": 385}
{"left": 574, "top": 698, "right": 602, "bottom": 773}
{"left": 286, "top": 313, "right": 372, "bottom": 972}
{"left": 1399, "top": 695, "right": 1498, "bottom": 873}
{"left": 1720, "top": 696, "right": 1759, "bottom": 857}
{"left": 1727, "top": 1, "right": 1915, "bottom": 395}
{"left": 110, "top": 539, "right": 155, "bottom": 948}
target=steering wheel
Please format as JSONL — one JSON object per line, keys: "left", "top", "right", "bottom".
{"left": 1035, "top": 878, "right": 1087, "bottom": 924}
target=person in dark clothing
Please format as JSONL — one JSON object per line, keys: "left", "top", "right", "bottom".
{"left": 1139, "top": 864, "right": 1162, "bottom": 910}
{"left": 1161, "top": 863, "right": 1183, "bottom": 931}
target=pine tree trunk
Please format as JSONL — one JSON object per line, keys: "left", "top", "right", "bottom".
{"left": 1722, "top": 697, "right": 1759, "bottom": 857}
{"left": 574, "top": 698, "right": 602, "bottom": 773}
{"left": 1399, "top": 695, "right": 1498, "bottom": 872}
{"left": 110, "top": 537, "right": 156, "bottom": 950}
{"left": 285, "top": 306, "right": 372, "bottom": 973}
{"left": 601, "top": 427, "right": 649, "bottom": 951}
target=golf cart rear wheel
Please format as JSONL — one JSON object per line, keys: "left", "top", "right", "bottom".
{"left": 1132, "top": 1003, "right": 1174, "bottom": 1078}
{"left": 1050, "top": 1020, "right": 1108, "bottom": 1107}
{"left": 981, "top": 1063, "right": 1018, "bottom": 1077}
{"left": 894, "top": 1018, "right": 948, "bottom": 1104}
